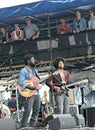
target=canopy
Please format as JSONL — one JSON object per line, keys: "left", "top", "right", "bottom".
{"left": 0, "top": 0, "right": 95, "bottom": 27}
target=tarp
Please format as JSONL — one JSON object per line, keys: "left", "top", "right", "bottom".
{"left": 0, "top": 0, "right": 95, "bottom": 21}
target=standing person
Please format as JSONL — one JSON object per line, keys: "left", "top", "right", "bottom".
{"left": 0, "top": 27, "right": 10, "bottom": 44}
{"left": 46, "top": 57, "right": 70, "bottom": 114}
{"left": 57, "top": 18, "right": 71, "bottom": 53}
{"left": 72, "top": 11, "right": 86, "bottom": 33}
{"left": 19, "top": 54, "right": 41, "bottom": 128}
{"left": 72, "top": 11, "right": 87, "bottom": 55}
{"left": 88, "top": 10, "right": 95, "bottom": 30}
{"left": 88, "top": 10, "right": 95, "bottom": 54}
{"left": 11, "top": 24, "right": 25, "bottom": 41}
{"left": 24, "top": 17, "right": 40, "bottom": 40}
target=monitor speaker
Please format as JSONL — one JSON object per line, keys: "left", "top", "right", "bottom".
{"left": 42, "top": 114, "right": 77, "bottom": 130}
{"left": 0, "top": 118, "right": 16, "bottom": 130}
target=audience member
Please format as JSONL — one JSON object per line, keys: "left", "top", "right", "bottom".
{"left": 24, "top": 17, "right": 40, "bottom": 40}
{"left": 57, "top": 18, "right": 71, "bottom": 34}
{"left": 72, "top": 11, "right": 86, "bottom": 33}
{"left": 11, "top": 24, "right": 24, "bottom": 41}
{"left": 88, "top": 10, "right": 95, "bottom": 29}
{"left": 0, "top": 27, "right": 10, "bottom": 44}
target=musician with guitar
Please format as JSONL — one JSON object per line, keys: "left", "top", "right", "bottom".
{"left": 46, "top": 57, "right": 70, "bottom": 114}
{"left": 24, "top": 17, "right": 40, "bottom": 40}
{"left": 18, "top": 54, "right": 41, "bottom": 128}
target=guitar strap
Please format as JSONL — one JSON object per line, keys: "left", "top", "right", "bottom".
{"left": 33, "top": 68, "right": 40, "bottom": 80}
{"left": 29, "top": 68, "right": 40, "bottom": 95}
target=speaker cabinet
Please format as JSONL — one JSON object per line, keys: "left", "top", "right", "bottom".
{"left": 42, "top": 114, "right": 77, "bottom": 130}
{"left": 48, "top": 114, "right": 76, "bottom": 130}
{"left": 42, "top": 114, "right": 64, "bottom": 126}
{"left": 0, "top": 118, "right": 16, "bottom": 130}
{"left": 87, "top": 107, "right": 95, "bottom": 127}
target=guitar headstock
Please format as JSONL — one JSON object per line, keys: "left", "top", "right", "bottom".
{"left": 79, "top": 79, "right": 88, "bottom": 84}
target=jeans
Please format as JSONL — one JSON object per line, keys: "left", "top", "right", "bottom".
{"left": 55, "top": 93, "right": 69, "bottom": 114}
{"left": 20, "top": 95, "right": 40, "bottom": 127}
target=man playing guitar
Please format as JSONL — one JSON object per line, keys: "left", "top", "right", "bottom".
{"left": 46, "top": 57, "right": 70, "bottom": 114}
{"left": 19, "top": 54, "right": 41, "bottom": 128}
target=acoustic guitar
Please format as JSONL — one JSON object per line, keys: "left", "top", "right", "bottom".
{"left": 18, "top": 77, "right": 42, "bottom": 98}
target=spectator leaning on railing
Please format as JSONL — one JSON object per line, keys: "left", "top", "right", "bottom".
{"left": 88, "top": 10, "right": 95, "bottom": 30}
{"left": 72, "top": 11, "right": 87, "bottom": 33}
{"left": 11, "top": 24, "right": 25, "bottom": 42}
{"left": 24, "top": 17, "right": 40, "bottom": 40}
{"left": 0, "top": 27, "right": 10, "bottom": 44}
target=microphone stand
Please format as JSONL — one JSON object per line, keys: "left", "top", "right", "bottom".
{"left": 49, "top": 72, "right": 56, "bottom": 114}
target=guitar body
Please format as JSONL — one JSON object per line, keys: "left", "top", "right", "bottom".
{"left": 18, "top": 77, "right": 41, "bottom": 98}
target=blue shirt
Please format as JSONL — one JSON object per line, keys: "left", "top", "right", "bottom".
{"left": 19, "top": 66, "right": 40, "bottom": 90}
{"left": 72, "top": 17, "right": 86, "bottom": 31}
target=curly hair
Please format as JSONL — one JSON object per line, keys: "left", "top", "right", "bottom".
{"left": 53, "top": 57, "right": 65, "bottom": 69}
{"left": 24, "top": 54, "right": 34, "bottom": 65}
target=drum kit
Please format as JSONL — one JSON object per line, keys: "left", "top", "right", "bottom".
{"left": 0, "top": 79, "right": 18, "bottom": 119}
{"left": 0, "top": 77, "right": 51, "bottom": 122}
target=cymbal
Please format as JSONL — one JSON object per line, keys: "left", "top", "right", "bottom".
{"left": 0, "top": 79, "right": 18, "bottom": 86}
{"left": 0, "top": 85, "right": 6, "bottom": 92}
{"left": 0, "top": 79, "right": 18, "bottom": 91}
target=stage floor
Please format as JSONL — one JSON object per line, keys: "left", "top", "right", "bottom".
{"left": 19, "top": 127, "right": 95, "bottom": 130}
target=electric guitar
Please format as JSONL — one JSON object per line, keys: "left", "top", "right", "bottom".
{"left": 55, "top": 79, "right": 88, "bottom": 96}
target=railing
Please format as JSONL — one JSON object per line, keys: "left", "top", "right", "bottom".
{"left": 0, "top": 29, "right": 95, "bottom": 67}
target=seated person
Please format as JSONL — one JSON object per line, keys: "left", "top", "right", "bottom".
{"left": 11, "top": 24, "right": 24, "bottom": 41}
{"left": 88, "top": 10, "right": 95, "bottom": 29}
{"left": 0, "top": 27, "right": 10, "bottom": 44}
{"left": 57, "top": 18, "right": 71, "bottom": 34}
{"left": 72, "top": 11, "right": 86, "bottom": 33}
{"left": 24, "top": 17, "right": 40, "bottom": 40}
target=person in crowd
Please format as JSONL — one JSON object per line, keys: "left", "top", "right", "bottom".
{"left": 11, "top": 24, "right": 24, "bottom": 41}
{"left": 19, "top": 54, "right": 41, "bottom": 128}
{"left": 72, "top": 11, "right": 87, "bottom": 55}
{"left": 72, "top": 11, "right": 86, "bottom": 33}
{"left": 24, "top": 17, "right": 40, "bottom": 40}
{"left": 57, "top": 18, "right": 71, "bottom": 34}
{"left": 57, "top": 18, "right": 71, "bottom": 50}
{"left": 0, "top": 27, "right": 10, "bottom": 44}
{"left": 88, "top": 10, "right": 95, "bottom": 29}
{"left": 88, "top": 10, "right": 95, "bottom": 54}
{"left": 46, "top": 57, "right": 70, "bottom": 114}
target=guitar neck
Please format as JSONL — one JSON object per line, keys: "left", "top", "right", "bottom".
{"left": 62, "top": 79, "right": 88, "bottom": 89}
{"left": 44, "top": 91, "right": 51, "bottom": 116}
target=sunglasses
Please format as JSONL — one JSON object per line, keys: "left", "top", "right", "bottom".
{"left": 26, "top": 19, "right": 30, "bottom": 21}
